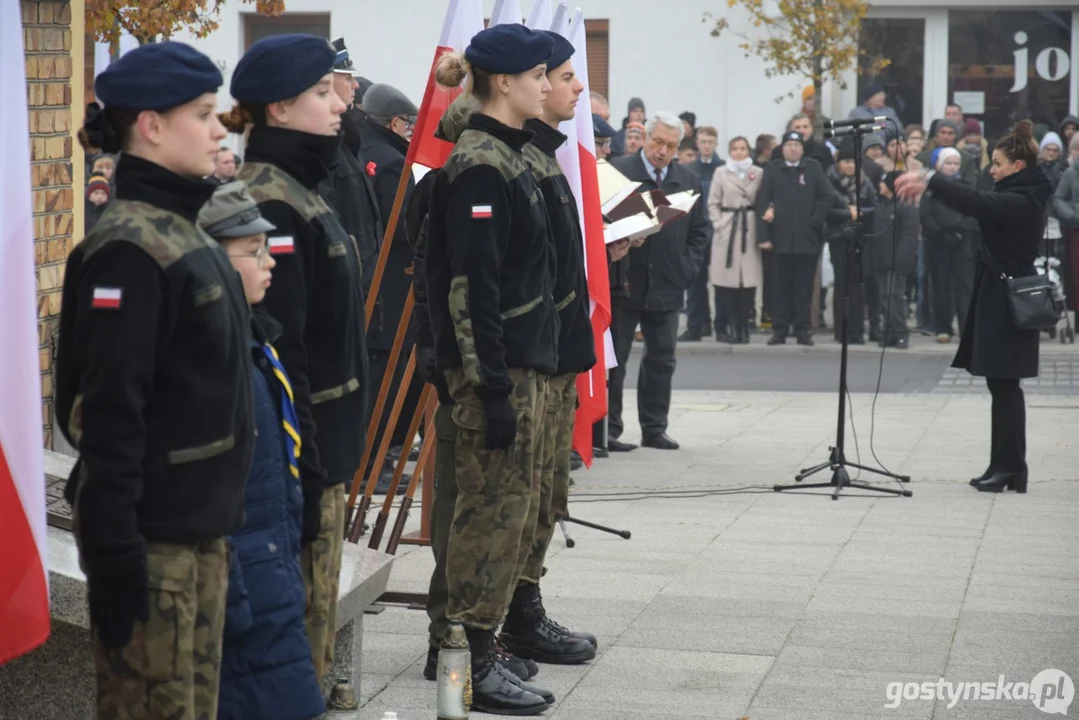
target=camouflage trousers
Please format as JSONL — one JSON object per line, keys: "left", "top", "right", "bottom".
{"left": 426, "top": 402, "right": 461, "bottom": 648}
{"left": 301, "top": 483, "right": 345, "bottom": 684}
{"left": 91, "top": 538, "right": 229, "bottom": 720}
{"left": 519, "top": 373, "right": 576, "bottom": 585}
{"left": 443, "top": 367, "right": 544, "bottom": 629}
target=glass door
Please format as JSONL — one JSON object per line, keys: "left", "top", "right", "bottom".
{"left": 858, "top": 18, "right": 926, "bottom": 131}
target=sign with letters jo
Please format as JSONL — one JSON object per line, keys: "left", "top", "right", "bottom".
{"left": 1011, "top": 31, "right": 1070, "bottom": 92}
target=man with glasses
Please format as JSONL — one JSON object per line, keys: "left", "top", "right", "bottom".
{"left": 359, "top": 82, "right": 424, "bottom": 493}
{"left": 607, "top": 111, "right": 710, "bottom": 451}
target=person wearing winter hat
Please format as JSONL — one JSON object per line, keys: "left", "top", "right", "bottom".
{"left": 961, "top": 118, "right": 989, "bottom": 169}
{"left": 1059, "top": 115, "right": 1078, "bottom": 149}
{"left": 623, "top": 120, "right": 646, "bottom": 156}
{"left": 920, "top": 146, "right": 977, "bottom": 346}
{"left": 57, "top": 41, "right": 254, "bottom": 720}
{"left": 84, "top": 173, "right": 110, "bottom": 232}
{"left": 426, "top": 23, "right": 561, "bottom": 716}
{"left": 1038, "top": 131, "right": 1066, "bottom": 188}
{"left": 847, "top": 83, "right": 902, "bottom": 132}
{"left": 223, "top": 33, "right": 363, "bottom": 686}
{"left": 919, "top": 118, "right": 978, "bottom": 185}
{"left": 860, "top": 134, "right": 886, "bottom": 187}
{"left": 758, "top": 130, "right": 833, "bottom": 345}
{"left": 610, "top": 95, "right": 645, "bottom": 156}
{"left": 800, "top": 85, "right": 831, "bottom": 142}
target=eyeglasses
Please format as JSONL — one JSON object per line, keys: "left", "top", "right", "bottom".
{"left": 595, "top": 138, "right": 611, "bottom": 150}
{"left": 229, "top": 242, "right": 272, "bottom": 268}
{"left": 395, "top": 116, "right": 416, "bottom": 131}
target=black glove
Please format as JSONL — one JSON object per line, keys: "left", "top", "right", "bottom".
{"left": 416, "top": 346, "right": 439, "bottom": 385}
{"left": 301, "top": 482, "right": 323, "bottom": 547}
{"left": 482, "top": 395, "right": 518, "bottom": 451}
{"left": 88, "top": 563, "right": 150, "bottom": 650}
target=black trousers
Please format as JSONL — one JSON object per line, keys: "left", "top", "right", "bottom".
{"left": 608, "top": 302, "right": 679, "bottom": 439}
{"left": 926, "top": 241, "right": 973, "bottom": 336}
{"left": 772, "top": 254, "right": 817, "bottom": 337}
{"left": 761, "top": 251, "right": 775, "bottom": 321}
{"left": 987, "top": 378, "right": 1026, "bottom": 473}
{"left": 715, "top": 286, "right": 754, "bottom": 338}
{"left": 875, "top": 271, "right": 908, "bottom": 342}
{"left": 685, "top": 243, "right": 712, "bottom": 333}
{"left": 828, "top": 239, "right": 865, "bottom": 342}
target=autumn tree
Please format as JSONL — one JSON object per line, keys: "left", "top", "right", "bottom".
{"left": 706, "top": 0, "right": 888, "bottom": 105}
{"left": 87, "top": 0, "right": 286, "bottom": 45}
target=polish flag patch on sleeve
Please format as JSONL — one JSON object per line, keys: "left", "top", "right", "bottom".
{"left": 269, "top": 236, "right": 295, "bottom": 255}
{"left": 91, "top": 286, "right": 122, "bottom": 310}
{"left": 471, "top": 204, "right": 493, "bottom": 220}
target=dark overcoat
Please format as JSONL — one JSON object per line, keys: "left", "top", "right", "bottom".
{"left": 925, "top": 166, "right": 1053, "bottom": 378}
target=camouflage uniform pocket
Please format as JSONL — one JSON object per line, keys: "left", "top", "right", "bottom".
{"left": 142, "top": 547, "right": 198, "bottom": 682}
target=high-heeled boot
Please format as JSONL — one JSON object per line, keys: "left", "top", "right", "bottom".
{"left": 974, "top": 470, "right": 1028, "bottom": 494}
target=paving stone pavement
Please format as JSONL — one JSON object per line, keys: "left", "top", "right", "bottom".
{"left": 358, "top": 390, "right": 1079, "bottom": 719}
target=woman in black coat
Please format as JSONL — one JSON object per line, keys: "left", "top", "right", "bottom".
{"left": 897, "top": 120, "right": 1053, "bottom": 494}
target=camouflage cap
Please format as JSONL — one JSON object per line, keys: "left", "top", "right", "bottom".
{"left": 198, "top": 180, "right": 276, "bottom": 239}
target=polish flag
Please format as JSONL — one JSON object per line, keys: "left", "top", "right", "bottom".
{"left": 489, "top": 0, "right": 523, "bottom": 26}
{"left": 268, "top": 235, "right": 295, "bottom": 255}
{"left": 0, "top": 0, "right": 50, "bottom": 665}
{"left": 405, "top": 0, "right": 485, "bottom": 170}
{"left": 91, "top": 287, "right": 123, "bottom": 310}
{"left": 554, "top": 7, "right": 611, "bottom": 467}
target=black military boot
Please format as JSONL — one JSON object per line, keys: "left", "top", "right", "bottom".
{"left": 464, "top": 627, "right": 549, "bottom": 716}
{"left": 500, "top": 583, "right": 597, "bottom": 664}
{"left": 493, "top": 636, "right": 539, "bottom": 681}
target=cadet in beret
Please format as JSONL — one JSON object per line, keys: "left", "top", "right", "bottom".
{"left": 54, "top": 42, "right": 254, "bottom": 719}
{"left": 358, "top": 83, "right": 425, "bottom": 493}
{"left": 425, "top": 23, "right": 557, "bottom": 715}
{"left": 504, "top": 29, "right": 599, "bottom": 670}
{"left": 593, "top": 111, "right": 617, "bottom": 160}
{"left": 197, "top": 182, "right": 327, "bottom": 720}
{"left": 222, "top": 33, "right": 362, "bottom": 685}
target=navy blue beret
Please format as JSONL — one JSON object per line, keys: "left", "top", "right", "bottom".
{"left": 541, "top": 31, "right": 575, "bottom": 71}
{"left": 231, "top": 34, "right": 336, "bottom": 104}
{"left": 465, "top": 24, "right": 553, "bottom": 75}
{"left": 95, "top": 42, "right": 221, "bottom": 110}
{"left": 592, "top": 113, "right": 616, "bottom": 138}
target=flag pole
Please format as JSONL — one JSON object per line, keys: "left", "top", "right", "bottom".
{"left": 363, "top": 168, "right": 412, "bottom": 325}
{"left": 366, "top": 384, "right": 434, "bottom": 548}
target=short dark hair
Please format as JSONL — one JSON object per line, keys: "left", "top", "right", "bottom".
{"left": 678, "top": 138, "right": 698, "bottom": 153}
{"left": 946, "top": 102, "right": 963, "bottom": 113}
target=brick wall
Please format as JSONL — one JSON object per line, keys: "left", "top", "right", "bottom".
{"left": 23, "top": 0, "right": 78, "bottom": 450}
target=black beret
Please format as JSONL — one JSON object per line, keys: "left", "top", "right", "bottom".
{"left": 465, "top": 24, "right": 553, "bottom": 75}
{"left": 95, "top": 42, "right": 221, "bottom": 110}
{"left": 592, "top": 113, "right": 616, "bottom": 138}
{"left": 541, "top": 31, "right": 575, "bottom": 71}
{"left": 231, "top": 34, "right": 336, "bottom": 104}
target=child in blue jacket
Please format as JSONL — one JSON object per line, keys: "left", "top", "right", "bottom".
{"left": 199, "top": 181, "right": 325, "bottom": 720}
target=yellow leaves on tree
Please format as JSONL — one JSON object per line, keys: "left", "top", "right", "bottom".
{"left": 706, "top": 0, "right": 889, "bottom": 103}
{"left": 87, "top": 0, "right": 286, "bottom": 45}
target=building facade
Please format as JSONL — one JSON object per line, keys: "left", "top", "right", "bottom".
{"left": 22, "top": 0, "right": 85, "bottom": 450}
{"left": 175, "top": 0, "right": 1078, "bottom": 153}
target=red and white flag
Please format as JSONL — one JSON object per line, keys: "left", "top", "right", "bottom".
{"left": 405, "top": 0, "right": 485, "bottom": 170}
{"left": 0, "top": 0, "right": 50, "bottom": 665}
{"left": 554, "top": 8, "right": 612, "bottom": 467}
{"left": 268, "top": 235, "right": 295, "bottom": 255}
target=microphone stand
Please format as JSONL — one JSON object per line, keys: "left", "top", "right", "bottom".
{"left": 773, "top": 122, "right": 912, "bottom": 500}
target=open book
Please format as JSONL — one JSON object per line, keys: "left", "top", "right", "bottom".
{"left": 649, "top": 189, "right": 701, "bottom": 224}
{"left": 597, "top": 161, "right": 642, "bottom": 216}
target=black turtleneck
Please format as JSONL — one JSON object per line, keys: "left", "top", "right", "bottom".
{"left": 469, "top": 113, "right": 535, "bottom": 153}
{"left": 526, "top": 118, "right": 567, "bottom": 158}
{"left": 244, "top": 125, "right": 341, "bottom": 189}
{"left": 113, "top": 153, "right": 217, "bottom": 222}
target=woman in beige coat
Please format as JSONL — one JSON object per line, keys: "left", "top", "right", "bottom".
{"left": 708, "top": 136, "right": 764, "bottom": 343}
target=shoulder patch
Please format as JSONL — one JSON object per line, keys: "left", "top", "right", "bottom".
{"left": 269, "top": 236, "right": 295, "bottom": 255}
{"left": 91, "top": 286, "right": 122, "bottom": 310}
{"left": 471, "top": 205, "right": 493, "bottom": 220}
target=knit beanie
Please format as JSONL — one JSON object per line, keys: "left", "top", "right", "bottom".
{"left": 932, "top": 146, "right": 962, "bottom": 172}
{"left": 87, "top": 174, "right": 110, "bottom": 198}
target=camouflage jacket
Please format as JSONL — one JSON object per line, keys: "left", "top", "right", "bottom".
{"left": 524, "top": 119, "right": 596, "bottom": 376}
{"left": 55, "top": 161, "right": 254, "bottom": 574}
{"left": 426, "top": 113, "right": 558, "bottom": 401}
{"left": 239, "top": 131, "right": 369, "bottom": 487}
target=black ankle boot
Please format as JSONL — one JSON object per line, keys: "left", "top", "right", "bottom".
{"left": 500, "top": 583, "right": 597, "bottom": 664}
{"left": 975, "top": 470, "right": 1028, "bottom": 494}
{"left": 970, "top": 466, "right": 994, "bottom": 487}
{"left": 464, "top": 627, "right": 549, "bottom": 715}
{"left": 493, "top": 636, "right": 539, "bottom": 681}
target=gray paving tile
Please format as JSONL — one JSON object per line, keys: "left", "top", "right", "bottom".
{"left": 617, "top": 613, "right": 797, "bottom": 655}
{"left": 772, "top": 644, "right": 948, "bottom": 675}
{"left": 360, "top": 632, "right": 426, "bottom": 676}
{"left": 552, "top": 685, "right": 755, "bottom": 718}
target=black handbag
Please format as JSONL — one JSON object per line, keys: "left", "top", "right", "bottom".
{"left": 1002, "top": 272, "right": 1062, "bottom": 330}
{"left": 991, "top": 227, "right": 1063, "bottom": 331}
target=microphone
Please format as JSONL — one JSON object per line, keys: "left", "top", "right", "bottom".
{"left": 823, "top": 124, "right": 883, "bottom": 140}
{"left": 825, "top": 116, "right": 888, "bottom": 130}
